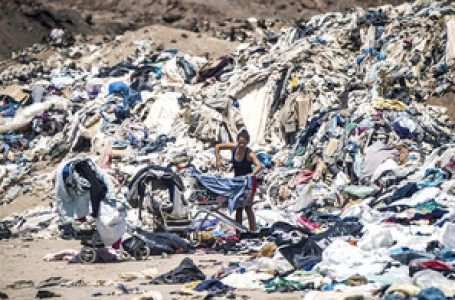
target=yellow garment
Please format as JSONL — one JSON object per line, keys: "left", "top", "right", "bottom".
{"left": 1, "top": 85, "right": 29, "bottom": 103}
{"left": 290, "top": 77, "right": 299, "bottom": 88}
{"left": 387, "top": 283, "right": 421, "bottom": 296}
{"left": 324, "top": 138, "right": 339, "bottom": 157}
{"left": 255, "top": 243, "right": 278, "bottom": 258}
{"left": 199, "top": 231, "right": 214, "bottom": 241}
{"left": 180, "top": 280, "right": 204, "bottom": 295}
{"left": 373, "top": 98, "right": 408, "bottom": 111}
{"left": 185, "top": 280, "right": 203, "bottom": 290}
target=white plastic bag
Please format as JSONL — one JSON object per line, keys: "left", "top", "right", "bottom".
{"left": 96, "top": 200, "right": 127, "bottom": 246}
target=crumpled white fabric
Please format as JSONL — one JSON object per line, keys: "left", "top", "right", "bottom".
{"left": 255, "top": 209, "right": 289, "bottom": 228}
{"left": 315, "top": 240, "right": 392, "bottom": 281}
{"left": 144, "top": 92, "right": 181, "bottom": 135}
{"left": 240, "top": 256, "right": 293, "bottom": 274}
{"left": 371, "top": 159, "right": 399, "bottom": 183}
{"left": 293, "top": 182, "right": 338, "bottom": 211}
{"left": 439, "top": 222, "right": 455, "bottom": 249}
{"left": 341, "top": 203, "right": 384, "bottom": 224}
{"left": 358, "top": 226, "right": 395, "bottom": 251}
{"left": 334, "top": 171, "right": 350, "bottom": 189}
{"left": 220, "top": 271, "right": 272, "bottom": 290}
{"left": 413, "top": 269, "right": 455, "bottom": 297}
{"left": 394, "top": 116, "right": 416, "bottom": 133}
{"left": 0, "top": 97, "right": 69, "bottom": 134}
{"left": 391, "top": 226, "right": 439, "bottom": 252}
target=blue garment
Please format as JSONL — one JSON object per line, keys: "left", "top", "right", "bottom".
{"left": 355, "top": 47, "right": 386, "bottom": 65}
{"left": 191, "top": 168, "right": 253, "bottom": 212}
{"left": 310, "top": 36, "right": 328, "bottom": 45}
{"left": 376, "top": 26, "right": 386, "bottom": 39}
{"left": 107, "top": 81, "right": 129, "bottom": 96}
{"left": 393, "top": 121, "right": 418, "bottom": 140}
{"left": 0, "top": 98, "right": 21, "bottom": 118}
{"left": 416, "top": 287, "right": 447, "bottom": 300}
{"left": 107, "top": 82, "right": 141, "bottom": 121}
{"left": 193, "top": 279, "right": 232, "bottom": 292}
{"left": 417, "top": 168, "right": 447, "bottom": 189}
{"left": 257, "top": 153, "right": 273, "bottom": 168}
{"left": 386, "top": 182, "right": 418, "bottom": 205}
{"left": 232, "top": 98, "right": 240, "bottom": 108}
{"left": 0, "top": 133, "right": 25, "bottom": 148}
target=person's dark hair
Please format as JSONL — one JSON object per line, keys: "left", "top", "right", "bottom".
{"left": 237, "top": 129, "right": 250, "bottom": 142}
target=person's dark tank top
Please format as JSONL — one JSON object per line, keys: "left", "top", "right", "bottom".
{"left": 232, "top": 146, "right": 252, "bottom": 176}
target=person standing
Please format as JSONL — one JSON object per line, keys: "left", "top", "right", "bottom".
{"left": 215, "top": 130, "right": 261, "bottom": 231}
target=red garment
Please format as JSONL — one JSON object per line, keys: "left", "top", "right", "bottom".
{"left": 419, "top": 260, "right": 453, "bottom": 271}
{"left": 297, "top": 217, "right": 320, "bottom": 231}
{"left": 251, "top": 176, "right": 258, "bottom": 198}
{"left": 112, "top": 239, "right": 121, "bottom": 250}
{"left": 289, "top": 169, "right": 314, "bottom": 188}
{"left": 76, "top": 216, "right": 87, "bottom": 222}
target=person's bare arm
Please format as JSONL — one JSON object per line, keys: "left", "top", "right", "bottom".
{"left": 215, "top": 143, "right": 236, "bottom": 169}
{"left": 248, "top": 151, "right": 262, "bottom": 175}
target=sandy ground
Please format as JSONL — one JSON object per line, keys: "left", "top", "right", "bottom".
{"left": 427, "top": 92, "right": 455, "bottom": 122}
{"left": 0, "top": 0, "right": 410, "bottom": 60}
{"left": 90, "top": 24, "right": 241, "bottom": 66}
{"left": 0, "top": 239, "right": 303, "bottom": 300}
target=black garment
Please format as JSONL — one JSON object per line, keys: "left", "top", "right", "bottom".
{"left": 150, "top": 258, "right": 206, "bottom": 284}
{"left": 197, "top": 56, "right": 234, "bottom": 81}
{"left": 0, "top": 222, "right": 12, "bottom": 240}
{"left": 295, "top": 112, "right": 327, "bottom": 149}
{"left": 279, "top": 238, "right": 323, "bottom": 269}
{"left": 313, "top": 221, "right": 363, "bottom": 240}
{"left": 121, "top": 235, "right": 148, "bottom": 257}
{"left": 386, "top": 183, "right": 418, "bottom": 205}
{"left": 232, "top": 146, "right": 252, "bottom": 176}
{"left": 177, "top": 57, "right": 196, "bottom": 83}
{"left": 58, "top": 224, "right": 79, "bottom": 240}
{"left": 390, "top": 251, "right": 434, "bottom": 265}
{"left": 136, "top": 229, "right": 193, "bottom": 255}
{"left": 35, "top": 290, "right": 61, "bottom": 299}
{"left": 378, "top": 205, "right": 411, "bottom": 213}
{"left": 74, "top": 160, "right": 107, "bottom": 218}
{"left": 126, "top": 165, "right": 184, "bottom": 210}
{"left": 270, "top": 221, "right": 311, "bottom": 247}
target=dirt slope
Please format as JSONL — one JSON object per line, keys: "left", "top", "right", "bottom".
{"left": 0, "top": 0, "right": 410, "bottom": 60}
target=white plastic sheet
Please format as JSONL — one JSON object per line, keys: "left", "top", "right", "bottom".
{"left": 238, "top": 81, "right": 274, "bottom": 147}
{"left": 446, "top": 17, "right": 455, "bottom": 66}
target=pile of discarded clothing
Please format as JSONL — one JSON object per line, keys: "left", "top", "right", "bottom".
{"left": 0, "top": 0, "right": 454, "bottom": 298}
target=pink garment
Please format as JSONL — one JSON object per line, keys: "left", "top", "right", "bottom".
{"left": 372, "top": 112, "right": 384, "bottom": 122}
{"left": 222, "top": 235, "right": 240, "bottom": 242}
{"left": 43, "top": 249, "right": 79, "bottom": 261}
{"left": 356, "top": 127, "right": 369, "bottom": 135}
{"left": 98, "top": 141, "right": 113, "bottom": 169}
{"left": 297, "top": 217, "right": 320, "bottom": 231}
{"left": 289, "top": 169, "right": 314, "bottom": 188}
